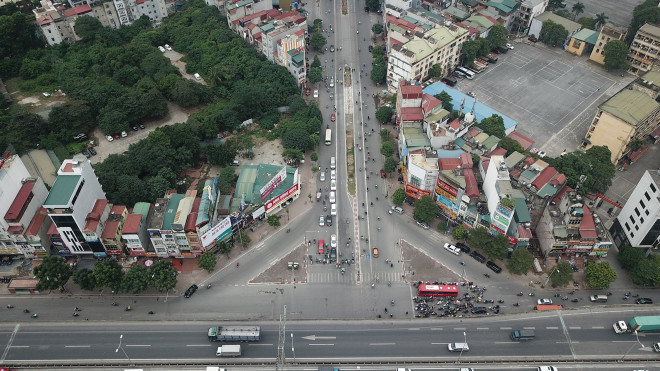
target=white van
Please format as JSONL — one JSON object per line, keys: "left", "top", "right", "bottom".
{"left": 329, "top": 191, "right": 336, "bottom": 203}
{"left": 194, "top": 73, "right": 202, "bottom": 80}
{"left": 448, "top": 342, "right": 469, "bottom": 352}
{"left": 330, "top": 157, "right": 336, "bottom": 170}
{"left": 330, "top": 78, "right": 334, "bottom": 87}
{"left": 590, "top": 295, "right": 608, "bottom": 302}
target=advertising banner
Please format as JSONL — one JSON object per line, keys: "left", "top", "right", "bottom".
{"left": 200, "top": 216, "right": 233, "bottom": 248}
{"left": 260, "top": 167, "right": 287, "bottom": 201}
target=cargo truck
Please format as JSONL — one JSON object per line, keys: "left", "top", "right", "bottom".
{"left": 629, "top": 315, "right": 660, "bottom": 333}
{"left": 215, "top": 344, "right": 242, "bottom": 357}
{"left": 208, "top": 326, "right": 261, "bottom": 342}
{"left": 510, "top": 329, "right": 535, "bottom": 341}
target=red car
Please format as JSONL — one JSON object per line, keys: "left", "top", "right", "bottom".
{"left": 330, "top": 113, "right": 336, "bottom": 122}
{"left": 528, "top": 36, "right": 538, "bottom": 43}
{"left": 305, "top": 88, "right": 311, "bottom": 96}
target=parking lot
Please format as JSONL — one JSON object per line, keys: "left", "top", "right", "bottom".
{"left": 457, "top": 41, "right": 635, "bottom": 156}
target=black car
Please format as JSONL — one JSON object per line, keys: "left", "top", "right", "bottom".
{"left": 636, "top": 298, "right": 653, "bottom": 304}
{"left": 326, "top": 215, "right": 333, "bottom": 226}
{"left": 471, "top": 307, "right": 487, "bottom": 314}
{"left": 81, "top": 149, "right": 91, "bottom": 158}
{"left": 184, "top": 284, "right": 198, "bottom": 298}
{"left": 74, "top": 133, "right": 88, "bottom": 142}
{"left": 330, "top": 248, "right": 337, "bottom": 262}
{"left": 486, "top": 261, "right": 502, "bottom": 273}
{"left": 131, "top": 124, "right": 139, "bottom": 131}
{"left": 470, "top": 251, "right": 486, "bottom": 263}
{"left": 138, "top": 123, "right": 145, "bottom": 129}
{"left": 87, "top": 147, "right": 97, "bottom": 156}
{"left": 456, "top": 242, "right": 470, "bottom": 253}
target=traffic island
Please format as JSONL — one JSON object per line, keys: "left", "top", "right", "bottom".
{"left": 249, "top": 243, "right": 308, "bottom": 284}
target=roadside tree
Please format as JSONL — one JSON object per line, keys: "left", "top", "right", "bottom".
{"left": 453, "top": 225, "right": 468, "bottom": 240}
{"left": 311, "top": 55, "right": 321, "bottom": 68}
{"left": 484, "top": 234, "right": 508, "bottom": 261}
{"left": 437, "top": 220, "right": 449, "bottom": 233}
{"left": 629, "top": 259, "right": 659, "bottom": 286}
{"left": 33, "top": 256, "right": 72, "bottom": 291}
{"left": 467, "top": 227, "right": 491, "bottom": 252}
{"left": 267, "top": 214, "right": 281, "bottom": 227}
{"left": 72, "top": 268, "right": 96, "bottom": 291}
{"left": 459, "top": 39, "right": 479, "bottom": 67}
{"left": 571, "top": 2, "right": 584, "bottom": 20}
{"left": 428, "top": 64, "right": 442, "bottom": 80}
{"left": 365, "top": 0, "right": 379, "bottom": 10}
{"left": 392, "top": 188, "right": 405, "bottom": 206}
{"left": 148, "top": 260, "right": 178, "bottom": 292}
{"left": 413, "top": 196, "right": 437, "bottom": 224}
{"left": 310, "top": 32, "right": 326, "bottom": 51}
{"left": 380, "top": 141, "right": 394, "bottom": 157}
{"left": 282, "top": 128, "right": 311, "bottom": 151}
{"left": 237, "top": 231, "right": 251, "bottom": 248}
{"left": 282, "top": 148, "right": 304, "bottom": 163}
{"left": 370, "top": 59, "right": 386, "bottom": 83}
{"left": 198, "top": 250, "right": 218, "bottom": 273}
{"left": 308, "top": 67, "right": 322, "bottom": 84}
{"left": 577, "top": 17, "right": 596, "bottom": 29}
{"left": 594, "top": 12, "right": 608, "bottom": 29}
{"left": 383, "top": 156, "right": 398, "bottom": 174}
{"left": 309, "top": 134, "right": 320, "bottom": 147}
{"left": 507, "top": 248, "right": 534, "bottom": 275}
{"left": 376, "top": 106, "right": 393, "bottom": 123}
{"left": 380, "top": 129, "right": 391, "bottom": 141}
{"left": 547, "top": 0, "right": 563, "bottom": 9}
{"left": 539, "top": 20, "right": 568, "bottom": 47}
{"left": 217, "top": 241, "right": 232, "bottom": 257}
{"left": 121, "top": 265, "right": 149, "bottom": 294}
{"left": 372, "top": 23, "right": 383, "bottom": 34}
{"left": 478, "top": 114, "right": 505, "bottom": 137}
{"left": 550, "top": 262, "right": 574, "bottom": 288}
{"left": 497, "top": 137, "right": 525, "bottom": 155}
{"left": 603, "top": 40, "right": 628, "bottom": 70}
{"left": 584, "top": 261, "right": 618, "bottom": 289}
{"left": 310, "top": 152, "right": 318, "bottom": 162}
{"left": 486, "top": 24, "right": 507, "bottom": 49}
{"left": 93, "top": 259, "right": 123, "bottom": 292}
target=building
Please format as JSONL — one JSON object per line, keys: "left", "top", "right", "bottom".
{"left": 628, "top": 23, "right": 660, "bottom": 75}
{"left": 404, "top": 148, "right": 439, "bottom": 200}
{"left": 580, "top": 74, "right": 660, "bottom": 164}
{"left": 528, "top": 12, "right": 581, "bottom": 45}
{"left": 100, "top": 205, "right": 128, "bottom": 256}
{"left": 226, "top": 0, "right": 273, "bottom": 27}
{"left": 484, "top": 0, "right": 519, "bottom": 31}
{"left": 510, "top": 0, "right": 547, "bottom": 35}
{"left": 386, "top": 23, "right": 468, "bottom": 92}
{"left": 609, "top": 170, "right": 660, "bottom": 249}
{"left": 589, "top": 23, "right": 628, "bottom": 65}
{"left": 43, "top": 157, "right": 107, "bottom": 257}
{"left": 566, "top": 28, "right": 599, "bottom": 57}
{"left": 233, "top": 164, "right": 300, "bottom": 215}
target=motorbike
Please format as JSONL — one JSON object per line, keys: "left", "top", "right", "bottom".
{"left": 513, "top": 302, "right": 520, "bottom": 307}
{"left": 31, "top": 314, "right": 38, "bottom": 318}
{"left": 125, "top": 306, "right": 132, "bottom": 311}
{"left": 23, "top": 309, "right": 29, "bottom": 313}
{"left": 73, "top": 312, "right": 79, "bottom": 317}
{"left": 111, "top": 302, "right": 118, "bottom": 306}
{"left": 571, "top": 299, "right": 579, "bottom": 303}
{"left": 207, "top": 284, "right": 212, "bottom": 289}
{"left": 517, "top": 292, "right": 523, "bottom": 296}
{"left": 528, "top": 293, "right": 535, "bottom": 297}
{"left": 148, "top": 311, "right": 154, "bottom": 315}
{"left": 498, "top": 299, "right": 504, "bottom": 303}
{"left": 6, "top": 304, "right": 13, "bottom": 309}
{"left": 391, "top": 299, "right": 395, "bottom": 306}
{"left": 74, "top": 307, "right": 81, "bottom": 312}
{"left": 484, "top": 273, "right": 490, "bottom": 278}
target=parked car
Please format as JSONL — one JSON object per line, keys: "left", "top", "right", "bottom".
{"left": 330, "top": 247, "right": 337, "bottom": 262}
{"left": 456, "top": 242, "right": 470, "bottom": 253}
{"left": 330, "top": 170, "right": 336, "bottom": 180}
{"left": 506, "top": 43, "right": 514, "bottom": 49}
{"left": 121, "top": 131, "right": 128, "bottom": 138}
{"left": 469, "top": 251, "right": 486, "bottom": 263}
{"left": 330, "top": 179, "right": 336, "bottom": 191}
{"left": 87, "top": 147, "right": 97, "bottom": 156}
{"left": 184, "top": 284, "right": 198, "bottom": 298}
{"left": 330, "top": 113, "right": 336, "bottom": 122}
{"left": 330, "top": 203, "right": 337, "bottom": 216}
{"left": 138, "top": 123, "right": 145, "bottom": 129}
{"left": 131, "top": 124, "right": 138, "bottom": 131}
{"left": 313, "top": 90, "right": 319, "bottom": 98}
{"left": 325, "top": 215, "right": 332, "bottom": 226}
{"left": 486, "top": 261, "right": 502, "bottom": 273}
{"left": 416, "top": 221, "right": 429, "bottom": 230}
{"left": 164, "top": 44, "right": 172, "bottom": 51}
{"left": 537, "top": 298, "right": 552, "bottom": 305}
{"left": 113, "top": 133, "right": 120, "bottom": 139}
{"left": 305, "top": 88, "right": 311, "bottom": 96}
{"left": 528, "top": 36, "right": 538, "bottom": 43}
{"left": 372, "top": 247, "right": 379, "bottom": 258}
{"left": 636, "top": 298, "right": 653, "bottom": 304}
{"left": 158, "top": 46, "right": 166, "bottom": 52}
{"left": 319, "top": 215, "right": 325, "bottom": 226}
{"left": 106, "top": 135, "right": 114, "bottom": 142}
{"left": 81, "top": 149, "right": 91, "bottom": 158}
{"left": 74, "top": 133, "right": 88, "bottom": 142}
{"left": 471, "top": 307, "right": 487, "bottom": 314}
{"left": 320, "top": 172, "right": 326, "bottom": 181}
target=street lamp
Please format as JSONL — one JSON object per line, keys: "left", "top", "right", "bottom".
{"left": 290, "top": 333, "right": 296, "bottom": 363}
{"left": 115, "top": 334, "right": 132, "bottom": 366}
{"left": 458, "top": 331, "right": 467, "bottom": 363}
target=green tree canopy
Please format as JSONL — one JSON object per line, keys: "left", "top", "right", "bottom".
{"left": 198, "top": 250, "right": 218, "bottom": 272}
{"left": 603, "top": 39, "right": 628, "bottom": 70}
{"left": 392, "top": 188, "right": 405, "bottom": 205}
{"left": 308, "top": 67, "right": 322, "bottom": 84}
{"left": 267, "top": 214, "right": 281, "bottom": 227}
{"left": 282, "top": 128, "right": 311, "bottom": 151}
{"left": 383, "top": 156, "right": 398, "bottom": 174}
{"left": 121, "top": 264, "right": 150, "bottom": 294}
{"left": 547, "top": 145, "right": 615, "bottom": 195}
{"left": 434, "top": 91, "right": 453, "bottom": 112}
{"left": 33, "top": 256, "right": 72, "bottom": 291}
{"left": 507, "top": 248, "right": 534, "bottom": 275}
{"left": 577, "top": 17, "right": 596, "bottom": 29}
{"left": 148, "top": 260, "right": 178, "bottom": 292}
{"left": 477, "top": 114, "right": 505, "bottom": 137}
{"left": 453, "top": 225, "right": 468, "bottom": 240}
{"left": 626, "top": 0, "right": 660, "bottom": 45}
{"left": 571, "top": 2, "right": 585, "bottom": 20}
{"left": 413, "top": 196, "right": 437, "bottom": 224}
{"left": 594, "top": 12, "right": 608, "bottom": 29}
{"left": 630, "top": 259, "right": 659, "bottom": 286}
{"left": 539, "top": 20, "right": 569, "bottom": 47}
{"left": 372, "top": 23, "right": 383, "bottom": 34}
{"left": 93, "top": 259, "right": 123, "bottom": 292}
{"left": 370, "top": 57, "right": 387, "bottom": 83}
{"left": 74, "top": 16, "right": 104, "bottom": 42}
{"left": 497, "top": 136, "right": 525, "bottom": 155}
{"left": 72, "top": 268, "right": 97, "bottom": 291}
{"left": 310, "top": 32, "right": 326, "bottom": 51}
{"left": 585, "top": 261, "right": 618, "bottom": 289}
{"left": 376, "top": 106, "right": 393, "bottom": 123}
{"left": 485, "top": 24, "right": 507, "bottom": 49}
{"left": 618, "top": 246, "right": 645, "bottom": 270}
{"left": 467, "top": 227, "right": 491, "bottom": 252}
{"left": 484, "top": 234, "right": 509, "bottom": 261}
{"left": 380, "top": 141, "right": 394, "bottom": 157}
{"left": 550, "top": 262, "right": 574, "bottom": 288}
{"left": 365, "top": 0, "right": 379, "bottom": 10}
{"left": 428, "top": 64, "right": 443, "bottom": 79}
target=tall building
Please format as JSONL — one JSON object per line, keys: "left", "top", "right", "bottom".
{"left": 628, "top": 23, "right": 660, "bottom": 75}
{"left": 43, "top": 157, "right": 107, "bottom": 256}
{"left": 589, "top": 23, "right": 628, "bottom": 65}
{"left": 511, "top": 0, "right": 547, "bottom": 34}
{"left": 610, "top": 170, "right": 660, "bottom": 249}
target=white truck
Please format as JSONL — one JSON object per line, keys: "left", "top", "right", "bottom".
{"left": 215, "top": 344, "right": 242, "bottom": 357}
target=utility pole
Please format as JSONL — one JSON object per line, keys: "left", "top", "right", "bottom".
{"left": 276, "top": 305, "right": 287, "bottom": 370}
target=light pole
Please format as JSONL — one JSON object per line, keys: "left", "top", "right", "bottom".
{"left": 115, "top": 334, "right": 132, "bottom": 366}
{"left": 458, "top": 331, "right": 467, "bottom": 363}
{"left": 290, "top": 333, "right": 296, "bottom": 363}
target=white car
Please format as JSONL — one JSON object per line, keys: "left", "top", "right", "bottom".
{"left": 158, "top": 46, "right": 166, "bottom": 52}
{"left": 331, "top": 234, "right": 337, "bottom": 248}
{"left": 613, "top": 321, "right": 628, "bottom": 333}
{"left": 537, "top": 298, "right": 552, "bottom": 305}
{"left": 443, "top": 243, "right": 460, "bottom": 256}
{"left": 330, "top": 179, "right": 336, "bottom": 191}
{"left": 506, "top": 43, "right": 514, "bottom": 49}
{"left": 319, "top": 215, "right": 325, "bottom": 226}
{"left": 538, "top": 151, "right": 547, "bottom": 158}
{"left": 313, "top": 90, "right": 319, "bottom": 98}
{"left": 537, "top": 367, "right": 557, "bottom": 371}
{"left": 320, "top": 172, "right": 326, "bottom": 181}
{"left": 329, "top": 191, "right": 336, "bottom": 203}
{"left": 330, "top": 170, "right": 336, "bottom": 180}
{"left": 164, "top": 44, "right": 172, "bottom": 51}
{"left": 194, "top": 73, "right": 202, "bottom": 80}
{"left": 330, "top": 203, "right": 337, "bottom": 216}
{"left": 106, "top": 135, "right": 114, "bottom": 142}
{"left": 121, "top": 131, "right": 128, "bottom": 138}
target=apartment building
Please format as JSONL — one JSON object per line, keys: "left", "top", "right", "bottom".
{"left": 386, "top": 23, "right": 468, "bottom": 93}
{"left": 589, "top": 23, "right": 628, "bottom": 65}
{"left": 511, "top": 0, "right": 547, "bottom": 34}
{"left": 610, "top": 170, "right": 660, "bottom": 249}
{"left": 226, "top": 0, "right": 273, "bottom": 27}
{"left": 628, "top": 23, "right": 660, "bottom": 75}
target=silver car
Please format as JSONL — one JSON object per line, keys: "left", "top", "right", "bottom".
{"left": 320, "top": 172, "right": 326, "bottom": 181}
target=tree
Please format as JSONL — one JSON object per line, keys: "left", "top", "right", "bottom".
{"left": 434, "top": 91, "right": 453, "bottom": 112}
{"left": 625, "top": 0, "right": 660, "bottom": 45}
{"left": 603, "top": 39, "right": 628, "bottom": 70}
{"left": 497, "top": 137, "right": 525, "bottom": 155}
{"left": 310, "top": 152, "right": 318, "bottom": 162}
{"left": 372, "top": 23, "right": 383, "bottom": 34}
{"left": 577, "top": 17, "right": 596, "bottom": 30}
{"left": 148, "top": 260, "right": 178, "bottom": 292}
{"left": 554, "top": 9, "right": 573, "bottom": 19}
{"left": 483, "top": 234, "right": 509, "bottom": 261}
{"left": 630, "top": 259, "right": 659, "bottom": 286}
{"left": 550, "top": 262, "right": 574, "bottom": 288}
{"left": 310, "top": 32, "right": 326, "bottom": 51}
{"left": 376, "top": 106, "right": 393, "bottom": 124}
{"left": 539, "top": 20, "right": 569, "bottom": 47}
{"left": 0, "top": 12, "right": 42, "bottom": 58}
{"left": 74, "top": 16, "right": 104, "bottom": 42}
{"left": 453, "top": 225, "right": 468, "bottom": 240}
{"left": 121, "top": 265, "right": 149, "bottom": 294}
{"left": 92, "top": 259, "right": 123, "bottom": 292}
{"left": 237, "top": 231, "right": 251, "bottom": 248}
{"left": 311, "top": 55, "right": 321, "bottom": 68}
{"left": 478, "top": 114, "right": 505, "bottom": 138}
{"left": 585, "top": 261, "right": 618, "bottom": 289}
{"left": 380, "top": 141, "right": 394, "bottom": 157}
{"left": 392, "top": 188, "right": 405, "bottom": 205}
{"left": 282, "top": 148, "right": 304, "bottom": 163}
{"left": 547, "top": 0, "right": 563, "bottom": 9}
{"left": 267, "top": 214, "right": 281, "bottom": 227}
{"left": 428, "top": 64, "right": 443, "bottom": 80}
{"left": 437, "top": 220, "right": 449, "bottom": 233}
{"left": 198, "top": 250, "right": 218, "bottom": 272}
{"left": 33, "top": 256, "right": 72, "bottom": 291}
{"left": 283, "top": 128, "right": 311, "bottom": 151}
{"left": 72, "top": 268, "right": 97, "bottom": 291}
{"left": 365, "top": 0, "right": 379, "bottom": 10}
{"left": 413, "top": 196, "right": 437, "bottom": 224}
{"left": 380, "top": 129, "right": 391, "bottom": 141}
{"left": 507, "top": 248, "right": 534, "bottom": 275}
{"left": 459, "top": 39, "right": 480, "bottom": 67}
{"left": 309, "top": 134, "right": 320, "bottom": 147}
{"left": 467, "top": 227, "right": 491, "bottom": 252}
{"left": 485, "top": 24, "right": 507, "bottom": 49}
{"left": 594, "top": 12, "right": 608, "bottom": 30}
{"left": 308, "top": 67, "right": 322, "bottom": 84}
{"left": 383, "top": 157, "right": 398, "bottom": 174}
{"left": 571, "top": 2, "right": 585, "bottom": 20}
{"left": 548, "top": 145, "right": 615, "bottom": 195}
{"left": 370, "top": 59, "right": 387, "bottom": 83}
{"left": 217, "top": 241, "right": 233, "bottom": 256}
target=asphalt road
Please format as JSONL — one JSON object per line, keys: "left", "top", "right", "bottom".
{"left": 3, "top": 308, "right": 660, "bottom": 366}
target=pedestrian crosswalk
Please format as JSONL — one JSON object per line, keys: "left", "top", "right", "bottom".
{"left": 307, "top": 271, "right": 405, "bottom": 284}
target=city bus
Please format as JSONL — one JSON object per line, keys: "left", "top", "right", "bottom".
{"left": 325, "top": 129, "right": 332, "bottom": 145}
{"left": 456, "top": 66, "right": 475, "bottom": 80}
{"left": 535, "top": 304, "right": 564, "bottom": 311}
{"left": 416, "top": 284, "right": 459, "bottom": 298}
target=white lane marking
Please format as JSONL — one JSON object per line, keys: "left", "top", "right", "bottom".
{"left": 10, "top": 346, "right": 29, "bottom": 348}
{"left": 65, "top": 345, "right": 90, "bottom": 348}
{"left": 186, "top": 344, "right": 213, "bottom": 347}
{"left": 126, "top": 345, "right": 151, "bottom": 347}
{"left": 546, "top": 326, "right": 559, "bottom": 329}
{"left": 309, "top": 343, "right": 334, "bottom": 346}
{"left": 500, "top": 327, "right": 512, "bottom": 330}
{"left": 569, "top": 327, "right": 581, "bottom": 330}
{"left": 523, "top": 327, "right": 535, "bottom": 330}
{"left": 454, "top": 328, "right": 467, "bottom": 331}
{"left": 592, "top": 326, "right": 605, "bottom": 329}
{"left": 556, "top": 341, "right": 580, "bottom": 344}
{"left": 476, "top": 327, "right": 489, "bottom": 330}
{"left": 250, "top": 343, "right": 274, "bottom": 346}
{"left": 407, "top": 328, "right": 421, "bottom": 331}
{"left": 369, "top": 343, "right": 395, "bottom": 346}
{"left": 431, "top": 343, "right": 449, "bottom": 345}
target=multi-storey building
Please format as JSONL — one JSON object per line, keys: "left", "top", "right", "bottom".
{"left": 589, "top": 23, "right": 628, "bottom": 65}
{"left": 628, "top": 23, "right": 660, "bottom": 75}
{"left": 100, "top": 205, "right": 128, "bottom": 256}
{"left": 610, "top": 170, "right": 660, "bottom": 249}
{"left": 226, "top": 0, "right": 273, "bottom": 27}
{"left": 89, "top": 0, "right": 121, "bottom": 29}
{"left": 510, "top": 0, "right": 547, "bottom": 35}
{"left": 386, "top": 23, "right": 468, "bottom": 92}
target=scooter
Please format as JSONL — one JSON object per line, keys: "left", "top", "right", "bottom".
{"left": 517, "top": 292, "right": 523, "bottom": 296}
{"left": 73, "top": 312, "right": 79, "bottom": 317}
{"left": 31, "top": 314, "right": 38, "bottom": 318}
{"left": 6, "top": 304, "right": 13, "bottom": 309}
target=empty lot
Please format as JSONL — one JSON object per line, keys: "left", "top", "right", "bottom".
{"left": 458, "top": 42, "right": 635, "bottom": 156}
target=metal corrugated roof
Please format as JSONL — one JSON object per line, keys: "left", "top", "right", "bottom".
{"left": 601, "top": 89, "right": 659, "bottom": 126}
{"left": 43, "top": 175, "right": 81, "bottom": 206}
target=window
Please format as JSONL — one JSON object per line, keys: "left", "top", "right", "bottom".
{"left": 635, "top": 208, "right": 640, "bottom": 216}
{"left": 646, "top": 210, "right": 650, "bottom": 216}
{"left": 625, "top": 222, "right": 630, "bottom": 231}
{"left": 641, "top": 217, "right": 645, "bottom": 224}
{"left": 635, "top": 225, "right": 639, "bottom": 231}
{"left": 410, "top": 175, "right": 421, "bottom": 187}
{"left": 651, "top": 183, "right": 657, "bottom": 193}
{"left": 630, "top": 215, "right": 635, "bottom": 223}
{"left": 640, "top": 200, "right": 646, "bottom": 208}
{"left": 646, "top": 191, "right": 652, "bottom": 200}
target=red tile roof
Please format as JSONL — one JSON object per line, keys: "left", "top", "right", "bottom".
{"left": 185, "top": 212, "right": 197, "bottom": 232}
{"left": 25, "top": 207, "right": 49, "bottom": 236}
{"left": 522, "top": 156, "right": 535, "bottom": 166}
{"left": 110, "top": 205, "right": 126, "bottom": 215}
{"left": 84, "top": 199, "right": 108, "bottom": 232}
{"left": 47, "top": 222, "right": 59, "bottom": 235}
{"left": 422, "top": 93, "right": 442, "bottom": 115}
{"left": 517, "top": 225, "right": 533, "bottom": 239}
{"left": 489, "top": 147, "right": 507, "bottom": 157}
{"left": 506, "top": 131, "right": 535, "bottom": 150}
{"left": 37, "top": 15, "right": 53, "bottom": 26}
{"left": 579, "top": 205, "right": 597, "bottom": 239}
{"left": 552, "top": 185, "right": 573, "bottom": 205}
{"left": 551, "top": 173, "right": 566, "bottom": 186}
{"left": 449, "top": 119, "right": 461, "bottom": 131}
{"left": 122, "top": 214, "right": 142, "bottom": 234}
{"left": 63, "top": 4, "right": 91, "bottom": 17}
{"left": 438, "top": 157, "right": 461, "bottom": 171}
{"left": 5, "top": 182, "right": 35, "bottom": 221}
{"left": 460, "top": 152, "right": 473, "bottom": 168}
{"left": 509, "top": 167, "right": 522, "bottom": 180}
{"left": 468, "top": 127, "right": 481, "bottom": 137}
{"left": 400, "top": 107, "right": 424, "bottom": 122}
{"left": 399, "top": 83, "right": 423, "bottom": 99}
{"left": 102, "top": 220, "right": 120, "bottom": 239}
{"left": 464, "top": 168, "right": 480, "bottom": 197}
{"left": 136, "top": 0, "right": 149, "bottom": 4}
{"left": 531, "top": 166, "right": 558, "bottom": 189}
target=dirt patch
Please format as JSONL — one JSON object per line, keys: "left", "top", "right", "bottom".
{"left": 401, "top": 239, "right": 462, "bottom": 283}
{"left": 250, "top": 244, "right": 308, "bottom": 284}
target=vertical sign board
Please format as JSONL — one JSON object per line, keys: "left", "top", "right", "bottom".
{"left": 260, "top": 167, "right": 287, "bottom": 201}
{"left": 200, "top": 216, "right": 233, "bottom": 248}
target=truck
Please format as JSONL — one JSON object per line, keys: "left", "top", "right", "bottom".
{"left": 208, "top": 326, "right": 261, "bottom": 342}
{"left": 510, "top": 329, "right": 535, "bottom": 341}
{"left": 215, "top": 344, "right": 242, "bottom": 357}
{"left": 629, "top": 315, "right": 660, "bottom": 333}
{"left": 486, "top": 53, "right": 499, "bottom": 63}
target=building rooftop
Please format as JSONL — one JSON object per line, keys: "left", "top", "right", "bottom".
{"left": 5, "top": 182, "right": 35, "bottom": 221}
{"left": 535, "top": 12, "right": 582, "bottom": 34}
{"left": 63, "top": 4, "right": 91, "bottom": 17}
{"left": 25, "top": 207, "right": 49, "bottom": 237}
{"left": 600, "top": 89, "right": 659, "bottom": 126}
{"left": 101, "top": 220, "right": 120, "bottom": 239}
{"left": 572, "top": 28, "right": 599, "bottom": 44}
{"left": 161, "top": 194, "right": 183, "bottom": 230}
{"left": 507, "top": 131, "right": 535, "bottom": 150}
{"left": 43, "top": 174, "right": 81, "bottom": 207}
{"left": 84, "top": 199, "right": 108, "bottom": 232}
{"left": 638, "top": 23, "right": 660, "bottom": 39}
{"left": 123, "top": 213, "right": 141, "bottom": 234}
{"left": 234, "top": 164, "right": 297, "bottom": 205}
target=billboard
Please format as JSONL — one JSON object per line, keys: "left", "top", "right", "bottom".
{"left": 265, "top": 183, "right": 299, "bottom": 212}
{"left": 200, "top": 216, "right": 233, "bottom": 248}
{"left": 260, "top": 167, "right": 287, "bottom": 201}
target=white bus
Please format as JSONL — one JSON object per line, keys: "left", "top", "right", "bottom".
{"left": 456, "top": 66, "right": 475, "bottom": 80}
{"left": 325, "top": 129, "right": 332, "bottom": 145}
